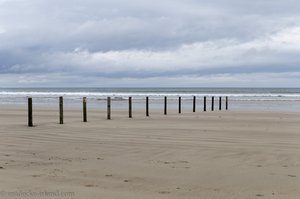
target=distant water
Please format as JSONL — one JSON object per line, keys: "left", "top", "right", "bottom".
{"left": 1, "top": 87, "right": 300, "bottom": 112}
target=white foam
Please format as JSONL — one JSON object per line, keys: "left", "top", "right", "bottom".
{"left": 0, "top": 91, "right": 300, "bottom": 101}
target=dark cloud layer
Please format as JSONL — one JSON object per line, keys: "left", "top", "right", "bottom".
{"left": 0, "top": 0, "right": 300, "bottom": 87}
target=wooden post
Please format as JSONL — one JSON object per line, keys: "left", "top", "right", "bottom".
{"left": 193, "top": 96, "right": 196, "bottom": 112}
{"left": 164, "top": 96, "right": 167, "bottom": 115}
{"left": 146, "top": 96, "right": 149, "bottom": 117}
{"left": 211, "top": 96, "right": 214, "bottom": 111}
{"left": 226, "top": 96, "right": 228, "bottom": 110}
{"left": 219, "top": 96, "right": 222, "bottom": 111}
{"left": 129, "top": 97, "right": 132, "bottom": 118}
{"left": 28, "top": 97, "right": 33, "bottom": 127}
{"left": 83, "top": 97, "right": 87, "bottom": 122}
{"left": 178, "top": 96, "right": 181, "bottom": 114}
{"left": 59, "top": 96, "right": 63, "bottom": 124}
{"left": 204, "top": 96, "right": 207, "bottom": 112}
{"left": 107, "top": 97, "right": 111, "bottom": 120}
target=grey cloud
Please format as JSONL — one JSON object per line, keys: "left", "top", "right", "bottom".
{"left": 0, "top": 0, "right": 300, "bottom": 86}
{"left": 1, "top": 0, "right": 294, "bottom": 51}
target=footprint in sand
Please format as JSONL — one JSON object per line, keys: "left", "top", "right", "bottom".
{"left": 162, "top": 161, "right": 189, "bottom": 165}
{"left": 256, "top": 194, "right": 264, "bottom": 197}
{"left": 32, "top": 174, "right": 42, "bottom": 178}
{"left": 159, "top": 191, "right": 170, "bottom": 194}
{"left": 178, "top": 161, "right": 189, "bottom": 164}
{"left": 85, "top": 184, "right": 97, "bottom": 187}
{"left": 162, "top": 160, "right": 190, "bottom": 169}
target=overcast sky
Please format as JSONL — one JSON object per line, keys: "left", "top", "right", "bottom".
{"left": 0, "top": 0, "right": 300, "bottom": 87}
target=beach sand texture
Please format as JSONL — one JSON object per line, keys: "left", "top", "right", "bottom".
{"left": 0, "top": 106, "right": 300, "bottom": 199}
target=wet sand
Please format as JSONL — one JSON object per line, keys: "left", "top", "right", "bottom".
{"left": 0, "top": 106, "right": 299, "bottom": 199}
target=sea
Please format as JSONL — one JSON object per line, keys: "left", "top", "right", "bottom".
{"left": 1, "top": 87, "right": 300, "bottom": 112}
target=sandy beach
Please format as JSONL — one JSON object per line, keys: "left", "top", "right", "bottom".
{"left": 0, "top": 106, "right": 299, "bottom": 199}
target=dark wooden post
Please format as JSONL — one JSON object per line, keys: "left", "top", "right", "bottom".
{"left": 107, "top": 97, "right": 111, "bottom": 120}
{"left": 219, "top": 96, "right": 222, "bottom": 111}
{"left": 204, "top": 96, "right": 207, "bottom": 112}
{"left": 129, "top": 97, "right": 132, "bottom": 118}
{"left": 211, "top": 96, "right": 214, "bottom": 111}
{"left": 28, "top": 97, "right": 33, "bottom": 127}
{"left": 83, "top": 97, "right": 87, "bottom": 122}
{"left": 193, "top": 96, "right": 196, "bottom": 112}
{"left": 178, "top": 96, "right": 181, "bottom": 114}
{"left": 59, "top": 96, "right": 63, "bottom": 124}
{"left": 226, "top": 96, "right": 228, "bottom": 110}
{"left": 164, "top": 96, "right": 167, "bottom": 115}
{"left": 146, "top": 96, "right": 149, "bottom": 117}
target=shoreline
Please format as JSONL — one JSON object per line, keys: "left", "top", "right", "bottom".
{"left": 1, "top": 99, "right": 300, "bottom": 113}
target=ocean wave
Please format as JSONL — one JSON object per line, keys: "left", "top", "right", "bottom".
{"left": 1, "top": 91, "right": 300, "bottom": 103}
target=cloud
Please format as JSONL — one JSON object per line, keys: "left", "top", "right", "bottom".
{"left": 0, "top": 0, "right": 300, "bottom": 87}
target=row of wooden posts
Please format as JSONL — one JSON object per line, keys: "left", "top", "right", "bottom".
{"left": 27, "top": 96, "right": 228, "bottom": 127}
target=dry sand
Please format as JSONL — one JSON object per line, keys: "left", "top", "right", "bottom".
{"left": 0, "top": 106, "right": 300, "bottom": 199}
